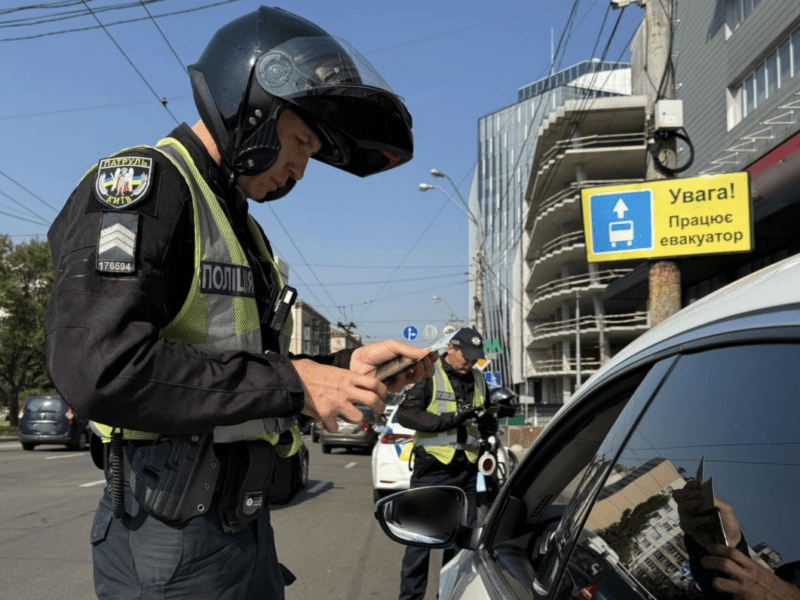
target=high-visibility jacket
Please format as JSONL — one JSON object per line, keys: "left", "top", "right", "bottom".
{"left": 412, "top": 358, "right": 486, "bottom": 464}
{"left": 92, "top": 137, "right": 300, "bottom": 457}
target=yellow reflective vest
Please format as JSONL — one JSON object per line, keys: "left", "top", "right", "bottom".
{"left": 412, "top": 357, "right": 486, "bottom": 464}
{"left": 92, "top": 137, "right": 300, "bottom": 457}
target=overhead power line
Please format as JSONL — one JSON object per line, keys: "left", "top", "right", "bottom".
{"left": 136, "top": 0, "right": 185, "bottom": 71}
{"left": 356, "top": 198, "right": 451, "bottom": 323}
{"left": 0, "top": 95, "right": 192, "bottom": 121}
{"left": 301, "top": 272, "right": 468, "bottom": 287}
{"left": 80, "top": 0, "right": 179, "bottom": 125}
{"left": 267, "top": 204, "right": 342, "bottom": 323}
{"left": 302, "top": 263, "right": 467, "bottom": 269}
{"left": 365, "top": 3, "right": 573, "bottom": 55}
{"left": 0, "top": 0, "right": 245, "bottom": 43}
{"left": 0, "top": 168, "right": 58, "bottom": 212}
{"left": 0, "top": 189, "right": 51, "bottom": 225}
{"left": 0, "top": 208, "right": 49, "bottom": 226}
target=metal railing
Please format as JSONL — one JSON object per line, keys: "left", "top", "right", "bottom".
{"left": 533, "top": 230, "right": 585, "bottom": 263}
{"left": 531, "top": 357, "right": 604, "bottom": 374}
{"left": 539, "top": 132, "right": 648, "bottom": 166}
{"left": 530, "top": 269, "right": 633, "bottom": 303}
{"left": 531, "top": 311, "right": 649, "bottom": 340}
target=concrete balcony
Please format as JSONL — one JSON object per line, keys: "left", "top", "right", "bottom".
{"left": 528, "top": 357, "right": 603, "bottom": 378}
{"left": 526, "top": 269, "right": 633, "bottom": 317}
{"left": 525, "top": 179, "right": 645, "bottom": 251}
{"left": 527, "top": 311, "right": 650, "bottom": 349}
{"left": 531, "top": 132, "right": 647, "bottom": 200}
{"left": 527, "top": 230, "right": 586, "bottom": 282}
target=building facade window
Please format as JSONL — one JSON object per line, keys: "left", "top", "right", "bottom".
{"left": 728, "top": 0, "right": 762, "bottom": 33}
{"left": 730, "top": 27, "right": 800, "bottom": 128}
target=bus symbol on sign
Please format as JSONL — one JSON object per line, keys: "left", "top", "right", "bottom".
{"left": 609, "top": 220, "right": 634, "bottom": 247}
{"left": 588, "top": 190, "right": 654, "bottom": 255}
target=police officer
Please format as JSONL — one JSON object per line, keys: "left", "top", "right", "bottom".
{"left": 395, "top": 327, "right": 499, "bottom": 600}
{"left": 45, "top": 7, "right": 436, "bottom": 599}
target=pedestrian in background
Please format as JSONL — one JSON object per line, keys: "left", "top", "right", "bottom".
{"left": 396, "top": 327, "right": 498, "bottom": 600}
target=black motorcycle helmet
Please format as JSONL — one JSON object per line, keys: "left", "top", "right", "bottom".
{"left": 188, "top": 6, "right": 414, "bottom": 201}
{"left": 488, "top": 387, "right": 519, "bottom": 419}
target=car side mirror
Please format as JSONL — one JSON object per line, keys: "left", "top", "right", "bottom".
{"left": 375, "top": 486, "right": 467, "bottom": 548}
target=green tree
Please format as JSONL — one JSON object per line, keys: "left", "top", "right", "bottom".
{"left": 0, "top": 236, "right": 55, "bottom": 425}
{"left": 598, "top": 492, "right": 670, "bottom": 565}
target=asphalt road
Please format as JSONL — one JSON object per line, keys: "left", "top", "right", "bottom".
{"left": 0, "top": 437, "right": 441, "bottom": 600}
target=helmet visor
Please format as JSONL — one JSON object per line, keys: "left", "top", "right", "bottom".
{"left": 254, "top": 36, "right": 413, "bottom": 177}
{"left": 255, "top": 35, "right": 393, "bottom": 98}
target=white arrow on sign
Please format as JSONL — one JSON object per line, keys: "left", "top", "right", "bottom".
{"left": 613, "top": 198, "right": 629, "bottom": 219}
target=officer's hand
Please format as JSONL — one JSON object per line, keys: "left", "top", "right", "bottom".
{"left": 453, "top": 405, "right": 479, "bottom": 425}
{"left": 350, "top": 340, "right": 438, "bottom": 392}
{"left": 292, "top": 359, "right": 386, "bottom": 434}
{"left": 477, "top": 413, "right": 500, "bottom": 438}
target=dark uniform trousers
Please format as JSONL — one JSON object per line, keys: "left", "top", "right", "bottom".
{"left": 398, "top": 450, "right": 477, "bottom": 600}
{"left": 90, "top": 451, "right": 289, "bottom": 600}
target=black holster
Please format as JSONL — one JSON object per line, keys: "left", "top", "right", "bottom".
{"left": 127, "top": 433, "right": 219, "bottom": 524}
{"left": 216, "top": 442, "right": 278, "bottom": 534}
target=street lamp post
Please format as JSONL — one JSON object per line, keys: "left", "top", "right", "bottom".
{"left": 432, "top": 295, "right": 462, "bottom": 326}
{"left": 419, "top": 181, "right": 485, "bottom": 334}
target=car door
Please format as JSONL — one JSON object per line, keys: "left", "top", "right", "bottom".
{"left": 439, "top": 357, "right": 678, "bottom": 600}
{"left": 548, "top": 342, "right": 800, "bottom": 600}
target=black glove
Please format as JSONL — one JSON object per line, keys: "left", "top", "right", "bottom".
{"left": 477, "top": 413, "right": 499, "bottom": 438}
{"left": 440, "top": 405, "right": 478, "bottom": 430}
{"left": 454, "top": 405, "right": 479, "bottom": 425}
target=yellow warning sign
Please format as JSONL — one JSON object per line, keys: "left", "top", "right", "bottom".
{"left": 581, "top": 172, "right": 752, "bottom": 262}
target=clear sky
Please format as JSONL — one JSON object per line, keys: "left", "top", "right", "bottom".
{"left": 0, "top": 0, "right": 642, "bottom": 345}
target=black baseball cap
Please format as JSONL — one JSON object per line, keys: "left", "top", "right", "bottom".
{"left": 449, "top": 327, "right": 485, "bottom": 361}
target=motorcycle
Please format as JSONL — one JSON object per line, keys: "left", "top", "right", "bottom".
{"left": 474, "top": 386, "right": 520, "bottom": 514}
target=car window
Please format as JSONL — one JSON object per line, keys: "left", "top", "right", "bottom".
{"left": 24, "top": 397, "right": 64, "bottom": 412}
{"left": 525, "top": 357, "right": 678, "bottom": 599}
{"left": 553, "top": 344, "right": 800, "bottom": 599}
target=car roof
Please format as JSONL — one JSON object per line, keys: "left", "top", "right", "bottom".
{"left": 571, "top": 253, "right": 800, "bottom": 404}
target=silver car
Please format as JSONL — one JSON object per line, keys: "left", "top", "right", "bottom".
{"left": 319, "top": 404, "right": 380, "bottom": 454}
{"left": 377, "top": 254, "right": 800, "bottom": 600}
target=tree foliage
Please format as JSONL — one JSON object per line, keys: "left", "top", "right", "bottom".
{"left": 0, "top": 236, "right": 55, "bottom": 425}
{"left": 599, "top": 492, "right": 670, "bottom": 565}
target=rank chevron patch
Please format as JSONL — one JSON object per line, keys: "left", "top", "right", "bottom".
{"left": 96, "top": 212, "right": 138, "bottom": 275}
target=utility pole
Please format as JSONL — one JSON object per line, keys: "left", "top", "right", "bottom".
{"left": 622, "top": 0, "right": 681, "bottom": 327}
{"left": 474, "top": 245, "right": 485, "bottom": 333}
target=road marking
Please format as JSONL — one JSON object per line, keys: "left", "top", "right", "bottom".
{"left": 79, "top": 479, "right": 107, "bottom": 488}
{"left": 307, "top": 481, "right": 329, "bottom": 495}
{"left": 46, "top": 453, "right": 88, "bottom": 460}
{"left": 344, "top": 462, "right": 357, "bottom": 469}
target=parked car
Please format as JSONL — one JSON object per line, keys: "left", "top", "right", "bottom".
{"left": 268, "top": 440, "right": 309, "bottom": 505}
{"left": 18, "top": 395, "right": 91, "bottom": 451}
{"left": 319, "top": 404, "right": 380, "bottom": 454}
{"left": 376, "top": 254, "right": 800, "bottom": 600}
{"left": 371, "top": 405, "right": 415, "bottom": 501}
{"left": 311, "top": 420, "right": 322, "bottom": 443}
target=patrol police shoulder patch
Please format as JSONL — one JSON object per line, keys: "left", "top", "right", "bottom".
{"left": 94, "top": 156, "right": 154, "bottom": 209}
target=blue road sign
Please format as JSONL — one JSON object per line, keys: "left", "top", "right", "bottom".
{"left": 403, "top": 326, "right": 418, "bottom": 341}
{"left": 681, "top": 564, "right": 693, "bottom": 580}
{"left": 485, "top": 371, "right": 502, "bottom": 388}
{"left": 588, "top": 189, "right": 654, "bottom": 255}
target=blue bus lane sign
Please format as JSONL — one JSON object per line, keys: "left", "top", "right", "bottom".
{"left": 581, "top": 172, "right": 752, "bottom": 263}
